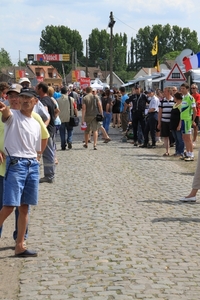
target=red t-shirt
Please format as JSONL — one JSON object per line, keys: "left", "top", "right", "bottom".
{"left": 192, "top": 93, "right": 200, "bottom": 117}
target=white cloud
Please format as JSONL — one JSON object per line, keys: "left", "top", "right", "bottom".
{"left": 1, "top": 0, "right": 200, "bottom": 64}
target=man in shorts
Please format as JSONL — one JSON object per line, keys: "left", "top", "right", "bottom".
{"left": 82, "top": 86, "right": 103, "bottom": 150}
{"left": 180, "top": 82, "right": 196, "bottom": 161}
{"left": 0, "top": 87, "right": 41, "bottom": 257}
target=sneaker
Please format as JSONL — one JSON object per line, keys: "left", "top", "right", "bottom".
{"left": 179, "top": 152, "right": 187, "bottom": 160}
{"left": 139, "top": 144, "right": 148, "bottom": 148}
{"left": 68, "top": 142, "right": 72, "bottom": 149}
{"left": 39, "top": 177, "right": 54, "bottom": 183}
{"left": 179, "top": 196, "right": 196, "bottom": 202}
{"left": 148, "top": 144, "right": 156, "bottom": 149}
{"left": 184, "top": 157, "right": 194, "bottom": 161}
{"left": 133, "top": 142, "right": 138, "bottom": 147}
{"left": 83, "top": 144, "right": 88, "bottom": 148}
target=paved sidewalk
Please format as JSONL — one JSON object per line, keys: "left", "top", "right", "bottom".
{"left": 1, "top": 125, "right": 200, "bottom": 300}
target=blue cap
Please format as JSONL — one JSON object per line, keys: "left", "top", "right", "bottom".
{"left": 147, "top": 89, "right": 155, "bottom": 93}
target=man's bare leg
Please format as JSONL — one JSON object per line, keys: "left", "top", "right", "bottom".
{"left": 93, "top": 130, "right": 98, "bottom": 147}
{"left": 15, "top": 205, "right": 28, "bottom": 254}
{"left": 84, "top": 132, "right": 89, "bottom": 145}
{"left": 0, "top": 206, "right": 14, "bottom": 228}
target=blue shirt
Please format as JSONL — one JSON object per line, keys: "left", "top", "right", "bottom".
{"left": 120, "top": 94, "right": 129, "bottom": 112}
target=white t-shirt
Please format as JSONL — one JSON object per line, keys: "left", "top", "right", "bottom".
{"left": 4, "top": 110, "right": 41, "bottom": 158}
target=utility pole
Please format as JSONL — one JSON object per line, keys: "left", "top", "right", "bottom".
{"left": 108, "top": 12, "right": 115, "bottom": 89}
{"left": 86, "top": 39, "right": 89, "bottom": 78}
{"left": 19, "top": 50, "right": 21, "bottom": 70}
{"left": 62, "top": 63, "right": 66, "bottom": 86}
{"left": 71, "top": 48, "right": 75, "bottom": 71}
{"left": 75, "top": 50, "right": 77, "bottom": 70}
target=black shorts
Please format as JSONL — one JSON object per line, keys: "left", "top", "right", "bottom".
{"left": 161, "top": 121, "right": 171, "bottom": 137}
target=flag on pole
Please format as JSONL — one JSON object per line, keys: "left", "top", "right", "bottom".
{"left": 151, "top": 36, "right": 158, "bottom": 56}
{"left": 154, "top": 55, "right": 160, "bottom": 72}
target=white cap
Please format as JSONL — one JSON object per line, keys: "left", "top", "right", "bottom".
{"left": 18, "top": 77, "right": 30, "bottom": 84}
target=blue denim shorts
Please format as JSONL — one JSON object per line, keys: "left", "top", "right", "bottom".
{"left": 3, "top": 157, "right": 39, "bottom": 207}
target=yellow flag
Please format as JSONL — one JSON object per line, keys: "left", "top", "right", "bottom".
{"left": 154, "top": 55, "right": 160, "bottom": 72}
{"left": 151, "top": 36, "right": 158, "bottom": 56}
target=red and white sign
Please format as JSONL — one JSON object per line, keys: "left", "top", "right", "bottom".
{"left": 28, "top": 54, "right": 70, "bottom": 62}
{"left": 36, "top": 76, "right": 44, "bottom": 82}
{"left": 166, "top": 63, "right": 186, "bottom": 81}
{"left": 80, "top": 77, "right": 90, "bottom": 89}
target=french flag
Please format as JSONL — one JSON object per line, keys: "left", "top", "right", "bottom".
{"left": 183, "top": 52, "right": 200, "bottom": 71}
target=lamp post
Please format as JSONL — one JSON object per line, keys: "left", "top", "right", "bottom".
{"left": 108, "top": 12, "right": 115, "bottom": 89}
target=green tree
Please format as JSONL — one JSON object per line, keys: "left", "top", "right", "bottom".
{"left": 0, "top": 48, "right": 12, "bottom": 68}
{"left": 129, "top": 24, "right": 200, "bottom": 71}
{"left": 39, "top": 25, "right": 84, "bottom": 74}
{"left": 88, "top": 29, "right": 110, "bottom": 67}
{"left": 18, "top": 58, "right": 28, "bottom": 67}
{"left": 88, "top": 29, "right": 127, "bottom": 72}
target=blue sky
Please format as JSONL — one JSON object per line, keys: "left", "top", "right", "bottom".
{"left": 1, "top": 0, "right": 200, "bottom": 64}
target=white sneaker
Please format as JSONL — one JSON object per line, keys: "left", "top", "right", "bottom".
{"left": 179, "top": 196, "right": 196, "bottom": 202}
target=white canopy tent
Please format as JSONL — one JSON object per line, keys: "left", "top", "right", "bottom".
{"left": 90, "top": 81, "right": 104, "bottom": 90}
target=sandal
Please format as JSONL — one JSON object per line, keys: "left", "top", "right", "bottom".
{"left": 83, "top": 144, "right": 88, "bottom": 148}
{"left": 163, "top": 153, "right": 169, "bottom": 156}
{"left": 103, "top": 138, "right": 111, "bottom": 143}
{"left": 94, "top": 146, "right": 97, "bottom": 150}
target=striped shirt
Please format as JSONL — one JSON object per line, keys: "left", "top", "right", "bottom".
{"left": 159, "top": 97, "right": 174, "bottom": 122}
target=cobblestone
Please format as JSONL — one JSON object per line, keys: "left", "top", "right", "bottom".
{"left": 1, "top": 123, "right": 200, "bottom": 299}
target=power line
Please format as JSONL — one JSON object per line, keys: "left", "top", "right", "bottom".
{"left": 114, "top": 15, "right": 138, "bottom": 32}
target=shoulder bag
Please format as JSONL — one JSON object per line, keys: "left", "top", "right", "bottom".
{"left": 68, "top": 97, "right": 80, "bottom": 127}
{"left": 94, "top": 96, "right": 104, "bottom": 122}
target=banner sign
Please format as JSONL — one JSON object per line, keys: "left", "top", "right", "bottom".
{"left": 72, "top": 70, "right": 81, "bottom": 82}
{"left": 36, "top": 76, "right": 44, "bottom": 82}
{"left": 80, "top": 77, "right": 90, "bottom": 89}
{"left": 15, "top": 70, "right": 25, "bottom": 82}
{"left": 27, "top": 54, "right": 70, "bottom": 62}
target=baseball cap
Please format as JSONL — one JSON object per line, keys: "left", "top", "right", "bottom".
{"left": 147, "top": 89, "right": 155, "bottom": 93}
{"left": 18, "top": 77, "right": 30, "bottom": 84}
{"left": 7, "top": 83, "right": 22, "bottom": 94}
{"left": 19, "top": 87, "right": 38, "bottom": 97}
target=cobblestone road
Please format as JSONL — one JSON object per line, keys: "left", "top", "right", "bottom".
{"left": 1, "top": 124, "right": 200, "bottom": 300}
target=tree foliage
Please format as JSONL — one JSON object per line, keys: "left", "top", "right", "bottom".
{"left": 129, "top": 24, "right": 200, "bottom": 71}
{"left": 88, "top": 29, "right": 127, "bottom": 72}
{"left": 2, "top": 23, "right": 200, "bottom": 83}
{"left": 0, "top": 48, "right": 12, "bottom": 68}
{"left": 39, "top": 25, "right": 84, "bottom": 74}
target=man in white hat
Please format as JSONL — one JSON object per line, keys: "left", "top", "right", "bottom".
{"left": 18, "top": 77, "right": 31, "bottom": 88}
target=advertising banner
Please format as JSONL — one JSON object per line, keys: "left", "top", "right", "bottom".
{"left": 28, "top": 54, "right": 70, "bottom": 62}
{"left": 80, "top": 77, "right": 90, "bottom": 89}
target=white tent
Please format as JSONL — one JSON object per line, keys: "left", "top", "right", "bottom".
{"left": 90, "top": 81, "right": 104, "bottom": 90}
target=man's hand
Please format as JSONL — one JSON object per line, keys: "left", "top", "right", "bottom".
{"left": 0, "top": 102, "right": 11, "bottom": 120}
{"left": 0, "top": 101, "right": 7, "bottom": 112}
{"left": 0, "top": 151, "right": 5, "bottom": 164}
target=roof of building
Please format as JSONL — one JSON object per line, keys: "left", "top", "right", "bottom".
{"left": 28, "top": 64, "right": 62, "bottom": 79}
